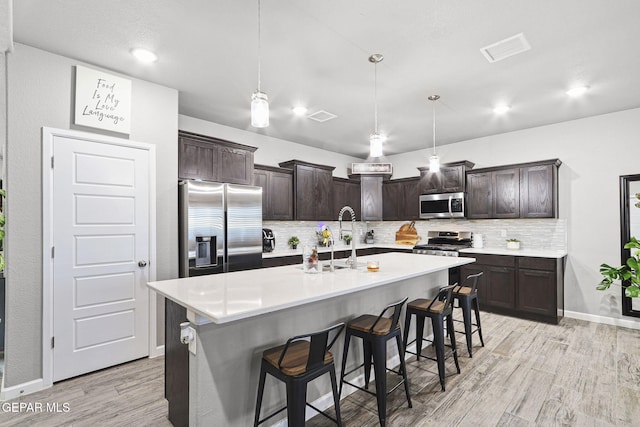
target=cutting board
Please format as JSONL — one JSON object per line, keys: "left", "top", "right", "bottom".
{"left": 395, "top": 221, "right": 421, "bottom": 245}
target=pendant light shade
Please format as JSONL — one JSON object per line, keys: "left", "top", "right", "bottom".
{"left": 428, "top": 95, "right": 440, "bottom": 172}
{"left": 251, "top": 0, "right": 269, "bottom": 128}
{"left": 251, "top": 91, "right": 269, "bottom": 128}
{"left": 368, "top": 54, "right": 384, "bottom": 158}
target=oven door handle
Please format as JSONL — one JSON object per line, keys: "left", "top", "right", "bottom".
{"left": 448, "top": 196, "right": 453, "bottom": 217}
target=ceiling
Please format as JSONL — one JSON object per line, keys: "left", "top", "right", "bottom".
{"left": 11, "top": 0, "right": 640, "bottom": 159}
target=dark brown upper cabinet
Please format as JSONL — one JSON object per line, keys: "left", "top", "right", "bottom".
{"left": 382, "top": 177, "right": 420, "bottom": 221}
{"left": 253, "top": 165, "right": 294, "bottom": 220}
{"left": 178, "top": 131, "right": 257, "bottom": 185}
{"left": 332, "top": 177, "right": 361, "bottom": 221}
{"left": 466, "top": 159, "right": 561, "bottom": 219}
{"left": 418, "top": 160, "right": 474, "bottom": 194}
{"left": 279, "top": 160, "right": 335, "bottom": 221}
{"left": 359, "top": 176, "right": 384, "bottom": 221}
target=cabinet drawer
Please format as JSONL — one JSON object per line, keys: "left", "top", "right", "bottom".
{"left": 518, "top": 257, "right": 556, "bottom": 271}
{"left": 473, "top": 254, "right": 515, "bottom": 267}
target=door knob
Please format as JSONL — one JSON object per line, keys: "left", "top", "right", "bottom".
{"left": 138, "top": 260, "right": 148, "bottom": 267}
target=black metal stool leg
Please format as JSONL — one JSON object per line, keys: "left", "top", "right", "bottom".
{"left": 460, "top": 296, "right": 473, "bottom": 357}
{"left": 473, "top": 297, "right": 485, "bottom": 347}
{"left": 363, "top": 340, "right": 373, "bottom": 389}
{"left": 415, "top": 315, "right": 425, "bottom": 360}
{"left": 329, "top": 367, "right": 343, "bottom": 427}
{"left": 253, "top": 362, "right": 267, "bottom": 427}
{"left": 286, "top": 379, "right": 307, "bottom": 426}
{"left": 372, "top": 338, "right": 388, "bottom": 427}
{"left": 431, "top": 314, "right": 446, "bottom": 391}
{"left": 447, "top": 313, "right": 460, "bottom": 374}
{"left": 395, "top": 333, "right": 413, "bottom": 409}
{"left": 339, "top": 330, "right": 352, "bottom": 398}
{"left": 403, "top": 310, "right": 412, "bottom": 356}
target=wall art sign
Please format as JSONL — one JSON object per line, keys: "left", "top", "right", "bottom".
{"left": 351, "top": 162, "right": 393, "bottom": 174}
{"left": 74, "top": 65, "right": 131, "bottom": 134}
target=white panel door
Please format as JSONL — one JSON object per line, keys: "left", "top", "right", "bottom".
{"left": 52, "top": 135, "right": 150, "bottom": 382}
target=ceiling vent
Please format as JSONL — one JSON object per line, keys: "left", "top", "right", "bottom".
{"left": 480, "top": 33, "right": 531, "bottom": 63}
{"left": 306, "top": 110, "right": 337, "bottom": 123}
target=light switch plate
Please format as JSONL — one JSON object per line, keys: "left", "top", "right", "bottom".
{"left": 188, "top": 326, "right": 196, "bottom": 355}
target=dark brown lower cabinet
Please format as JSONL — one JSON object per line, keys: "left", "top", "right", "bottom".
{"left": 262, "top": 247, "right": 412, "bottom": 268}
{"left": 460, "top": 253, "right": 564, "bottom": 323}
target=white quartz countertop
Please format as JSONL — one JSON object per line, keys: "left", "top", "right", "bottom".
{"left": 459, "top": 247, "right": 567, "bottom": 258}
{"left": 148, "top": 252, "right": 474, "bottom": 324}
{"left": 262, "top": 243, "right": 414, "bottom": 258}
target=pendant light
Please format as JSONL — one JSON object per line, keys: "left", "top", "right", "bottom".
{"left": 428, "top": 95, "right": 440, "bottom": 173}
{"left": 369, "top": 54, "right": 384, "bottom": 158}
{"left": 251, "top": 0, "right": 269, "bottom": 128}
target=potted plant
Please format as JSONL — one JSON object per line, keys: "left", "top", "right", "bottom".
{"left": 597, "top": 237, "right": 640, "bottom": 297}
{"left": 506, "top": 238, "right": 520, "bottom": 250}
{"left": 344, "top": 234, "right": 352, "bottom": 245}
{"left": 287, "top": 236, "right": 300, "bottom": 250}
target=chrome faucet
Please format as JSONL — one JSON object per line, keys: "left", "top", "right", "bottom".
{"left": 338, "top": 206, "right": 358, "bottom": 269}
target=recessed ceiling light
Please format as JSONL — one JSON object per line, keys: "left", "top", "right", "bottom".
{"left": 130, "top": 48, "right": 158, "bottom": 63}
{"left": 493, "top": 104, "right": 511, "bottom": 115}
{"left": 566, "top": 85, "right": 589, "bottom": 98}
{"left": 292, "top": 106, "right": 308, "bottom": 116}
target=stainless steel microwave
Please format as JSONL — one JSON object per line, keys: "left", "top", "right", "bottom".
{"left": 419, "top": 192, "right": 465, "bottom": 219}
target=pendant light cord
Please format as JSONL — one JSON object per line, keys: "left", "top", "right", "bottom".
{"left": 257, "top": 0, "right": 262, "bottom": 92}
{"left": 373, "top": 61, "right": 378, "bottom": 134}
{"left": 432, "top": 100, "right": 436, "bottom": 155}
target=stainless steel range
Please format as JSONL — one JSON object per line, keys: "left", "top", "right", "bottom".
{"left": 413, "top": 231, "right": 473, "bottom": 257}
{"left": 413, "top": 231, "right": 473, "bottom": 285}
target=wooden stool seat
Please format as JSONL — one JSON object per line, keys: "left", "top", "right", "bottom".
{"left": 407, "top": 298, "right": 446, "bottom": 313}
{"left": 263, "top": 341, "right": 333, "bottom": 376}
{"left": 346, "top": 314, "right": 393, "bottom": 335}
{"left": 452, "top": 285, "right": 473, "bottom": 296}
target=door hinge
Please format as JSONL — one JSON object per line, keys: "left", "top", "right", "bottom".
{"left": 51, "top": 156, "right": 54, "bottom": 169}
{"left": 51, "top": 246, "right": 55, "bottom": 258}
{"left": 51, "top": 336, "right": 55, "bottom": 349}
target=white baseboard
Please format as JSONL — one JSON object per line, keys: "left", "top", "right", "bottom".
{"left": 0, "top": 378, "right": 47, "bottom": 402}
{"left": 564, "top": 310, "right": 640, "bottom": 330}
{"left": 149, "top": 344, "right": 165, "bottom": 359}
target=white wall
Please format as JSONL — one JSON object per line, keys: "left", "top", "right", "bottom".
{"left": 4, "top": 44, "right": 179, "bottom": 388}
{"left": 389, "top": 108, "right": 640, "bottom": 321}
{"left": 179, "top": 115, "right": 361, "bottom": 178}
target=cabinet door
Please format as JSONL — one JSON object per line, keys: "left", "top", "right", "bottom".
{"left": 315, "top": 168, "right": 333, "bottom": 220}
{"left": 521, "top": 164, "right": 555, "bottom": 218}
{"left": 361, "top": 176, "right": 383, "bottom": 221}
{"left": 178, "top": 138, "right": 217, "bottom": 181}
{"left": 295, "top": 165, "right": 316, "bottom": 220}
{"left": 218, "top": 147, "right": 254, "bottom": 185}
{"left": 253, "top": 169, "right": 269, "bottom": 218}
{"left": 485, "top": 266, "right": 516, "bottom": 309}
{"left": 441, "top": 166, "right": 464, "bottom": 193}
{"left": 346, "top": 181, "right": 361, "bottom": 220}
{"left": 269, "top": 171, "right": 293, "bottom": 220}
{"left": 466, "top": 172, "right": 492, "bottom": 219}
{"left": 493, "top": 168, "right": 520, "bottom": 218}
{"left": 402, "top": 180, "right": 420, "bottom": 220}
{"left": 382, "top": 182, "right": 401, "bottom": 220}
{"left": 517, "top": 268, "right": 557, "bottom": 317}
{"left": 419, "top": 170, "right": 441, "bottom": 194}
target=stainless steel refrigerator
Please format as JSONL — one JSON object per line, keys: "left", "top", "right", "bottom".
{"left": 178, "top": 180, "right": 263, "bottom": 277}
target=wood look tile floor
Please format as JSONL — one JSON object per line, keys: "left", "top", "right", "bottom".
{"left": 1, "top": 312, "right": 639, "bottom": 426}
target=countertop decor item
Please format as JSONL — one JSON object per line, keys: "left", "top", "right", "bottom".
{"left": 317, "top": 225, "right": 332, "bottom": 247}
{"left": 287, "top": 236, "right": 300, "bottom": 249}
{"left": 597, "top": 237, "right": 640, "bottom": 297}
{"left": 506, "top": 239, "right": 520, "bottom": 250}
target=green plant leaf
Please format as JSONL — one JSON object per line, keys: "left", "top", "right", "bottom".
{"left": 625, "top": 285, "right": 640, "bottom": 298}
{"left": 628, "top": 257, "right": 639, "bottom": 271}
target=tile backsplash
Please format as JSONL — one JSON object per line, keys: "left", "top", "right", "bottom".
{"left": 263, "top": 218, "right": 567, "bottom": 252}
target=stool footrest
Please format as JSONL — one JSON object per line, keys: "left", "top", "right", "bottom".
{"left": 256, "top": 405, "right": 287, "bottom": 425}
{"left": 307, "top": 402, "right": 339, "bottom": 424}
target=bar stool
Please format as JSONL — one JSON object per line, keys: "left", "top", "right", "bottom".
{"left": 339, "top": 298, "right": 411, "bottom": 427}
{"left": 452, "top": 272, "right": 485, "bottom": 357}
{"left": 254, "top": 323, "right": 345, "bottom": 426}
{"left": 403, "top": 284, "right": 460, "bottom": 391}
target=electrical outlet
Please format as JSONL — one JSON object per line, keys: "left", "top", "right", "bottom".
{"left": 188, "top": 326, "right": 196, "bottom": 355}
{"left": 500, "top": 229, "right": 507, "bottom": 237}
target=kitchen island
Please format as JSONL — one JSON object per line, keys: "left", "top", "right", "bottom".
{"left": 148, "top": 252, "right": 475, "bottom": 426}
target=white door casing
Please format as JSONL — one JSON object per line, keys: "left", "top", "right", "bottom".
{"left": 42, "top": 127, "right": 156, "bottom": 385}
